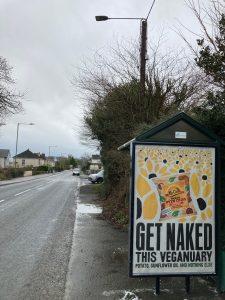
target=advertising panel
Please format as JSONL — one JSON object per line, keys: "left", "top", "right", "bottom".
{"left": 131, "top": 144, "right": 216, "bottom": 276}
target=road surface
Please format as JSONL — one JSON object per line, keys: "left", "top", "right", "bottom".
{"left": 0, "top": 171, "right": 81, "bottom": 300}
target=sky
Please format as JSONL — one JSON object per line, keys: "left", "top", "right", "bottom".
{"left": 0, "top": 0, "right": 208, "bottom": 158}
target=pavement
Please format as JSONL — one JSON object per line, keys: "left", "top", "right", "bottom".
{"left": 65, "top": 183, "right": 225, "bottom": 300}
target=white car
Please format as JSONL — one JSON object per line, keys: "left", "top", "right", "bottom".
{"left": 88, "top": 170, "right": 104, "bottom": 184}
{"left": 72, "top": 168, "right": 80, "bottom": 176}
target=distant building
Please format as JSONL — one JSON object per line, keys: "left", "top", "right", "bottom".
{"left": 14, "top": 149, "right": 46, "bottom": 168}
{"left": 46, "top": 156, "right": 56, "bottom": 167}
{"left": 0, "top": 149, "right": 10, "bottom": 168}
{"left": 89, "top": 154, "right": 102, "bottom": 172}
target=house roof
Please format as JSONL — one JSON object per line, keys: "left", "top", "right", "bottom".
{"left": 35, "top": 153, "right": 46, "bottom": 159}
{"left": 0, "top": 149, "right": 10, "bottom": 158}
{"left": 15, "top": 149, "right": 39, "bottom": 159}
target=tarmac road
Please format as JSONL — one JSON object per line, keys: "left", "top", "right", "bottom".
{"left": 0, "top": 171, "right": 80, "bottom": 300}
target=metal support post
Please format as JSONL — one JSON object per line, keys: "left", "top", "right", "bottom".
{"left": 155, "top": 276, "right": 160, "bottom": 295}
{"left": 185, "top": 276, "right": 190, "bottom": 293}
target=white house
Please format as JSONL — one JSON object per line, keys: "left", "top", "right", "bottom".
{"left": 14, "top": 149, "right": 46, "bottom": 168}
{"left": 0, "top": 149, "right": 10, "bottom": 168}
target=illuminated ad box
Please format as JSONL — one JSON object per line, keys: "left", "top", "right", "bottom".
{"left": 129, "top": 113, "right": 220, "bottom": 277}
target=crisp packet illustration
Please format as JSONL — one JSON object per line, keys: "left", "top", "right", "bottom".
{"left": 152, "top": 174, "right": 197, "bottom": 221}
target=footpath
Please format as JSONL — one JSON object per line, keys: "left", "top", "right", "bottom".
{"left": 65, "top": 184, "right": 225, "bottom": 300}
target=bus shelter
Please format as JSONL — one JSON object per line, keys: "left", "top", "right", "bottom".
{"left": 119, "top": 112, "right": 223, "bottom": 293}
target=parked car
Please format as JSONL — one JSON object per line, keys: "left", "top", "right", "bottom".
{"left": 72, "top": 168, "right": 80, "bottom": 176}
{"left": 88, "top": 170, "right": 104, "bottom": 184}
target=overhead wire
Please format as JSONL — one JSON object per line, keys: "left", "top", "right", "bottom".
{"left": 146, "top": 0, "right": 157, "bottom": 20}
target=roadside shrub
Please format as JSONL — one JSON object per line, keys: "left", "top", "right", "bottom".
{"left": 102, "top": 150, "right": 130, "bottom": 194}
{"left": 54, "top": 166, "right": 63, "bottom": 172}
{"left": 102, "top": 176, "right": 130, "bottom": 230}
{"left": 0, "top": 170, "right": 7, "bottom": 180}
{"left": 113, "top": 211, "right": 129, "bottom": 226}
{"left": 36, "top": 165, "right": 49, "bottom": 172}
{"left": 23, "top": 165, "right": 33, "bottom": 171}
{"left": 3, "top": 168, "right": 24, "bottom": 179}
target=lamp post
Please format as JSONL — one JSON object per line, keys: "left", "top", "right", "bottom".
{"left": 15, "top": 122, "right": 35, "bottom": 168}
{"left": 95, "top": 15, "right": 148, "bottom": 94}
{"left": 48, "top": 145, "right": 57, "bottom": 172}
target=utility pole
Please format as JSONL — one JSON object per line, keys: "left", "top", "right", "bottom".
{"left": 95, "top": 1, "right": 156, "bottom": 97}
{"left": 14, "top": 122, "right": 35, "bottom": 168}
{"left": 15, "top": 123, "right": 19, "bottom": 168}
{"left": 140, "top": 19, "right": 147, "bottom": 96}
{"left": 95, "top": 16, "right": 148, "bottom": 96}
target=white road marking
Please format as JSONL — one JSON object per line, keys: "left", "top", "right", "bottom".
{"left": 0, "top": 199, "right": 5, "bottom": 203}
{"left": 36, "top": 184, "right": 44, "bottom": 188}
{"left": 14, "top": 189, "right": 31, "bottom": 196}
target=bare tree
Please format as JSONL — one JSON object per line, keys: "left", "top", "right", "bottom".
{"left": 73, "top": 38, "right": 206, "bottom": 148}
{"left": 0, "top": 56, "right": 23, "bottom": 120}
{"left": 175, "top": 1, "right": 223, "bottom": 52}
{"left": 185, "top": 0, "right": 224, "bottom": 48}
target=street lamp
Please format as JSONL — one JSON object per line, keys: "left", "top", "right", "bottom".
{"left": 95, "top": 15, "right": 148, "bottom": 94}
{"left": 95, "top": 16, "right": 144, "bottom": 21}
{"left": 15, "top": 122, "right": 35, "bottom": 168}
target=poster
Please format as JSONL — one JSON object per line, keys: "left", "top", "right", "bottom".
{"left": 131, "top": 144, "right": 216, "bottom": 276}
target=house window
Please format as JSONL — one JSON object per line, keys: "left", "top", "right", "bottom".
{"left": 22, "top": 159, "right": 25, "bottom": 167}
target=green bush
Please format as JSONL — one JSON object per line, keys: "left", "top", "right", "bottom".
{"left": 113, "top": 211, "right": 129, "bottom": 225}
{"left": 36, "top": 165, "right": 49, "bottom": 172}
{"left": 23, "top": 165, "right": 33, "bottom": 171}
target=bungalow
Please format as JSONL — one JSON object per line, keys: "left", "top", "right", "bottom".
{"left": 14, "top": 149, "right": 46, "bottom": 168}
{"left": 0, "top": 149, "right": 10, "bottom": 168}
